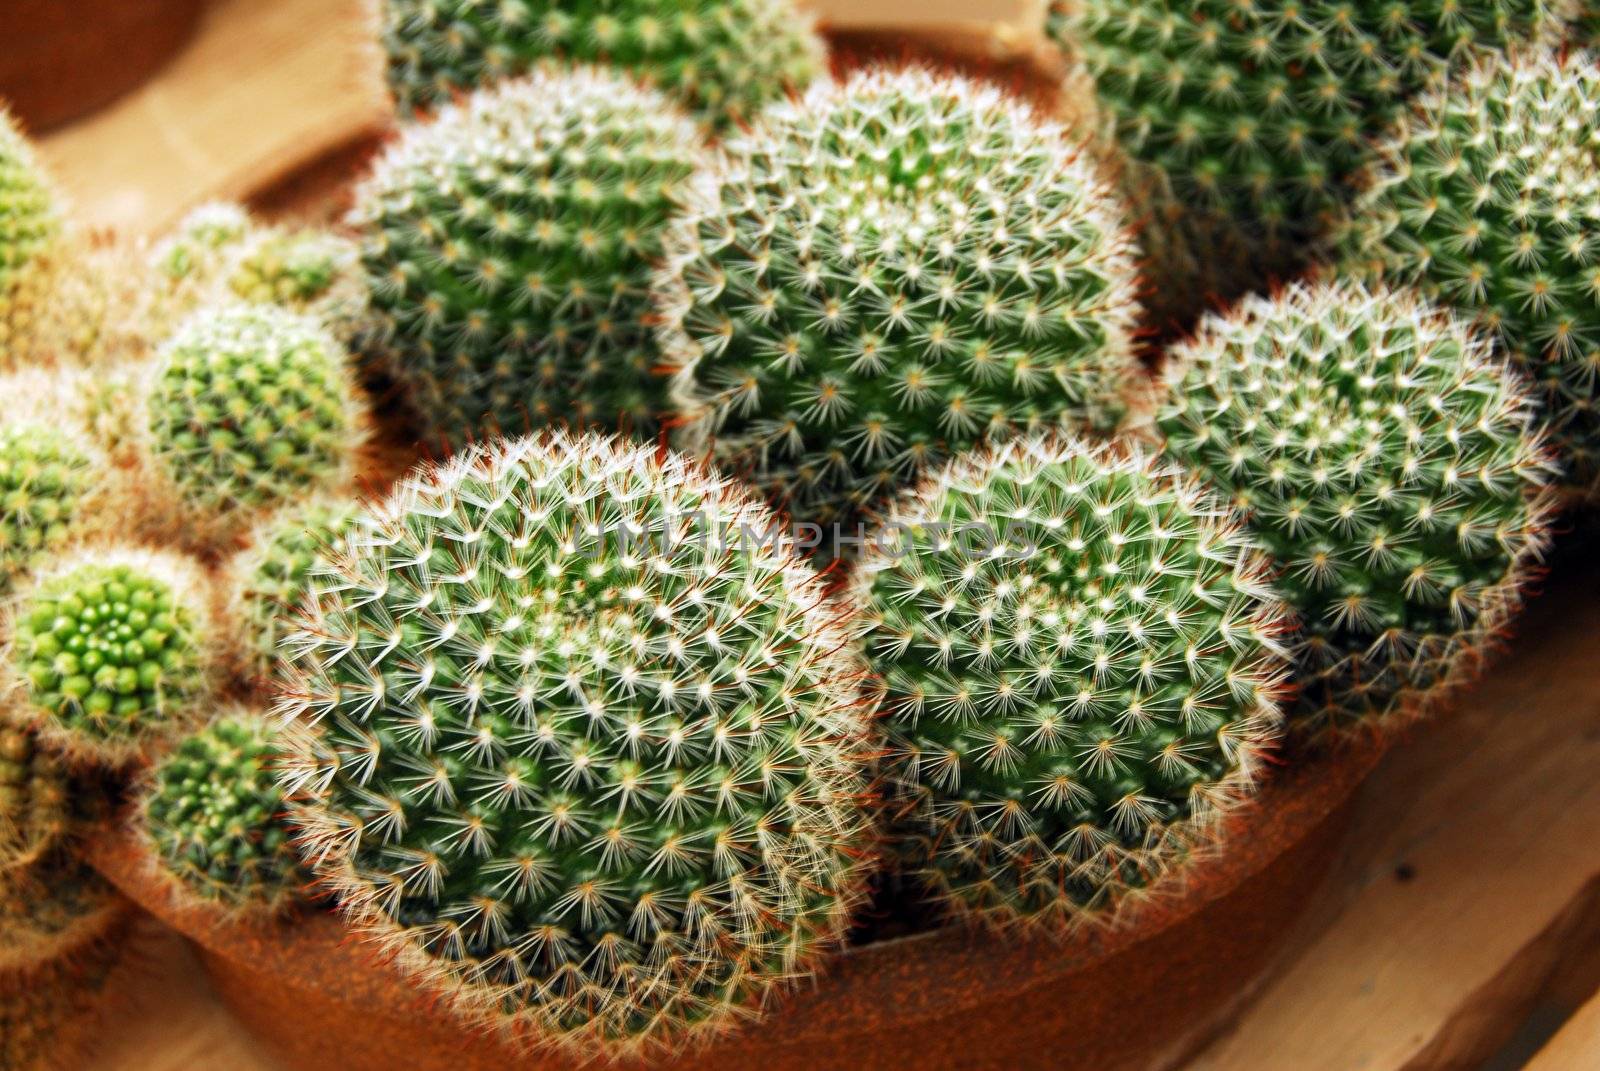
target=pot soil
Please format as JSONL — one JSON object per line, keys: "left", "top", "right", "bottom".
{"left": 86, "top": 738, "right": 1383, "bottom": 1071}
{"left": 2, "top": 0, "right": 206, "bottom": 133}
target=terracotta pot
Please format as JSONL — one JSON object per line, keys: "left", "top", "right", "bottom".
{"left": 86, "top": 739, "right": 1382, "bottom": 1071}
{"left": 2, "top": 0, "right": 206, "bottom": 133}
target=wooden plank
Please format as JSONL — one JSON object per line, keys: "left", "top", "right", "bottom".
{"left": 1526, "top": 988, "right": 1600, "bottom": 1070}
{"left": 36, "top": 0, "right": 386, "bottom": 236}
{"left": 1183, "top": 549, "right": 1600, "bottom": 1071}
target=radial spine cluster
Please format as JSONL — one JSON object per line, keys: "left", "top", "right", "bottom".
{"left": 143, "top": 712, "right": 302, "bottom": 912}
{"left": 8, "top": 548, "right": 214, "bottom": 765}
{"left": 279, "top": 432, "right": 874, "bottom": 1051}
{"left": 1158, "top": 282, "right": 1554, "bottom": 733}
{"left": 145, "top": 303, "right": 364, "bottom": 541}
{"left": 352, "top": 68, "right": 705, "bottom": 446}
{"left": 660, "top": 69, "right": 1144, "bottom": 535}
{"left": 1339, "top": 50, "right": 1600, "bottom": 492}
{"left": 1047, "top": 0, "right": 1560, "bottom": 327}
{"left": 857, "top": 436, "right": 1287, "bottom": 929}
{"left": 381, "top": 0, "right": 825, "bottom": 130}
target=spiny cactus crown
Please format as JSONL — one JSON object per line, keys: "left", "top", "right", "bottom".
{"left": 9, "top": 548, "right": 213, "bottom": 765}
{"left": 1339, "top": 50, "right": 1600, "bottom": 492}
{"left": 382, "top": 0, "right": 824, "bottom": 130}
{"left": 353, "top": 67, "right": 704, "bottom": 447}
{"left": 227, "top": 230, "right": 361, "bottom": 311}
{"left": 1047, "top": 0, "right": 1560, "bottom": 326}
{"left": 0, "top": 107, "right": 61, "bottom": 357}
{"left": 0, "top": 371, "right": 99, "bottom": 594}
{"left": 1158, "top": 282, "right": 1553, "bottom": 734}
{"left": 152, "top": 202, "right": 253, "bottom": 286}
{"left": 147, "top": 303, "right": 363, "bottom": 535}
{"left": 280, "top": 432, "right": 872, "bottom": 1052}
{"left": 857, "top": 436, "right": 1286, "bottom": 930}
{"left": 230, "top": 496, "right": 359, "bottom": 683}
{"left": 143, "top": 712, "right": 302, "bottom": 911}
{"left": 661, "top": 69, "right": 1144, "bottom": 536}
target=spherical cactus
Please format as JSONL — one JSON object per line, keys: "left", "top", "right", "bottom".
{"left": 1339, "top": 50, "right": 1600, "bottom": 493}
{"left": 142, "top": 712, "right": 302, "bottom": 912}
{"left": 150, "top": 202, "right": 253, "bottom": 290}
{"left": 0, "top": 107, "right": 62, "bottom": 360}
{"left": 659, "top": 69, "right": 1145, "bottom": 540}
{"left": 229, "top": 496, "right": 359, "bottom": 683}
{"left": 351, "top": 68, "right": 705, "bottom": 446}
{"left": 855, "top": 436, "right": 1287, "bottom": 930}
{"left": 0, "top": 369, "right": 102, "bottom": 594}
{"left": 1047, "top": 0, "right": 1561, "bottom": 329}
{"left": 278, "top": 431, "right": 874, "bottom": 1052}
{"left": 381, "top": 0, "right": 824, "bottom": 131}
{"left": 227, "top": 229, "right": 363, "bottom": 314}
{"left": 7, "top": 547, "right": 216, "bottom": 766}
{"left": 1158, "top": 282, "right": 1554, "bottom": 735}
{"left": 143, "top": 303, "right": 365, "bottom": 543}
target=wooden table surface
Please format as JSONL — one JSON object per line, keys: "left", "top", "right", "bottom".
{"left": 28, "top": 2, "right": 1600, "bottom": 1069}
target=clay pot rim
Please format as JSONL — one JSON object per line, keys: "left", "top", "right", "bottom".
{"left": 85, "top": 735, "right": 1385, "bottom": 1051}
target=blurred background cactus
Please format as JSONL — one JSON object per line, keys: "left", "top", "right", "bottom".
{"left": 0, "top": 107, "right": 62, "bottom": 362}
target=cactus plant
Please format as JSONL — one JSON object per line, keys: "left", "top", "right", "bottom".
{"left": 150, "top": 202, "right": 254, "bottom": 291}
{"left": 659, "top": 69, "right": 1145, "bottom": 541}
{"left": 227, "top": 229, "right": 362, "bottom": 314}
{"left": 229, "top": 496, "right": 359, "bottom": 683}
{"left": 143, "top": 303, "right": 365, "bottom": 543}
{"left": 0, "top": 368, "right": 102, "bottom": 594}
{"left": 7, "top": 547, "right": 216, "bottom": 766}
{"left": 1338, "top": 50, "right": 1600, "bottom": 493}
{"left": 278, "top": 431, "right": 874, "bottom": 1053}
{"left": 0, "top": 106, "right": 62, "bottom": 361}
{"left": 855, "top": 436, "right": 1288, "bottom": 930}
{"left": 351, "top": 67, "right": 705, "bottom": 446}
{"left": 1157, "top": 282, "right": 1554, "bottom": 734}
{"left": 1046, "top": 0, "right": 1562, "bottom": 329}
{"left": 142, "top": 712, "right": 303, "bottom": 912}
{"left": 0, "top": 725, "right": 73, "bottom": 872}
{"left": 380, "top": 0, "right": 825, "bottom": 131}
{"left": 0, "top": 849, "right": 127, "bottom": 974}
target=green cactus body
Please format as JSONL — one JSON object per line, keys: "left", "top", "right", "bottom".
{"left": 660, "top": 69, "right": 1145, "bottom": 540}
{"left": 147, "top": 303, "right": 363, "bottom": 540}
{"left": 1158, "top": 282, "right": 1553, "bottom": 734}
{"left": 1047, "top": 0, "right": 1560, "bottom": 329}
{"left": 1339, "top": 51, "right": 1600, "bottom": 493}
{"left": 0, "top": 419, "right": 95, "bottom": 595}
{"left": 9, "top": 548, "right": 214, "bottom": 765}
{"left": 352, "top": 68, "right": 705, "bottom": 446}
{"left": 230, "top": 496, "right": 359, "bottom": 682}
{"left": 279, "top": 431, "right": 873, "bottom": 1052}
{"left": 856, "top": 436, "right": 1287, "bottom": 930}
{"left": 151, "top": 203, "right": 253, "bottom": 289}
{"left": 381, "top": 0, "right": 824, "bottom": 130}
{"left": 0, "top": 108, "right": 62, "bottom": 360}
{"left": 227, "top": 230, "right": 361, "bottom": 311}
{"left": 143, "top": 712, "right": 302, "bottom": 912}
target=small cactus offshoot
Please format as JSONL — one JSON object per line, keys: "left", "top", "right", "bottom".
{"left": 142, "top": 712, "right": 302, "bottom": 912}
{"left": 351, "top": 67, "right": 706, "bottom": 446}
{"left": 279, "top": 431, "right": 874, "bottom": 1053}
{"left": 0, "top": 369, "right": 102, "bottom": 594}
{"left": 0, "top": 107, "right": 62, "bottom": 361}
{"left": 144, "top": 303, "right": 365, "bottom": 543}
{"left": 381, "top": 0, "right": 825, "bottom": 131}
{"left": 660, "top": 69, "right": 1144, "bottom": 538}
{"left": 856, "top": 436, "right": 1288, "bottom": 931}
{"left": 1339, "top": 50, "right": 1600, "bottom": 493}
{"left": 1158, "top": 282, "right": 1554, "bottom": 734}
{"left": 7, "top": 547, "right": 215, "bottom": 766}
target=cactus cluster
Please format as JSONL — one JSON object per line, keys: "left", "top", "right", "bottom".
{"left": 229, "top": 496, "right": 359, "bottom": 683}
{"left": 1158, "top": 282, "right": 1553, "bottom": 733}
{"left": 279, "top": 432, "right": 873, "bottom": 1052}
{"left": 151, "top": 203, "right": 254, "bottom": 290}
{"left": 142, "top": 712, "right": 302, "bottom": 912}
{"left": 660, "top": 69, "right": 1144, "bottom": 537}
{"left": 856, "top": 437, "right": 1288, "bottom": 929}
{"left": 1339, "top": 50, "right": 1600, "bottom": 492}
{"left": 0, "top": 369, "right": 102, "bottom": 594}
{"left": 381, "top": 0, "right": 825, "bottom": 130}
{"left": 352, "top": 67, "right": 705, "bottom": 446}
{"left": 7, "top": 548, "right": 214, "bottom": 765}
{"left": 143, "top": 303, "right": 364, "bottom": 542}
{"left": 1047, "top": 0, "right": 1561, "bottom": 327}
{"left": 0, "top": 107, "right": 61, "bottom": 360}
